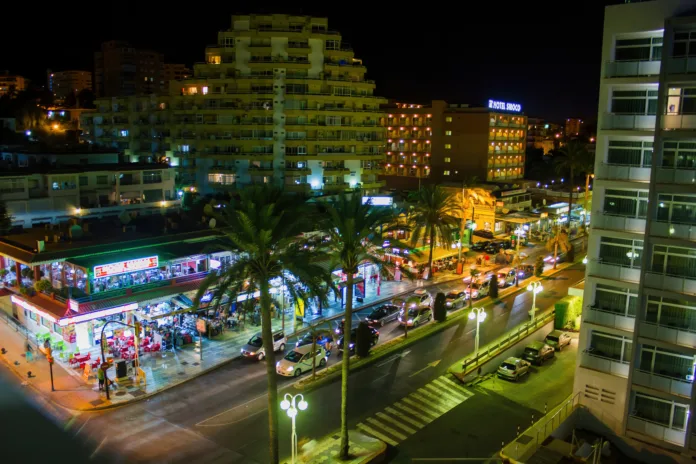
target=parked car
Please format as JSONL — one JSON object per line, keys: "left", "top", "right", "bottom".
{"left": 545, "top": 330, "right": 572, "bottom": 351}
{"left": 471, "top": 241, "right": 491, "bottom": 252}
{"left": 496, "top": 239, "right": 513, "bottom": 250}
{"left": 496, "top": 267, "right": 516, "bottom": 287}
{"left": 402, "top": 289, "right": 433, "bottom": 310}
{"left": 337, "top": 326, "right": 380, "bottom": 354}
{"left": 295, "top": 330, "right": 334, "bottom": 349}
{"left": 497, "top": 357, "right": 531, "bottom": 381}
{"left": 445, "top": 291, "right": 467, "bottom": 309}
{"left": 398, "top": 306, "right": 433, "bottom": 327}
{"left": 544, "top": 253, "right": 567, "bottom": 264}
{"left": 276, "top": 345, "right": 327, "bottom": 377}
{"left": 517, "top": 264, "right": 535, "bottom": 280}
{"left": 241, "top": 331, "right": 287, "bottom": 361}
{"left": 522, "top": 341, "right": 555, "bottom": 365}
{"left": 465, "top": 279, "right": 491, "bottom": 299}
{"left": 365, "top": 304, "right": 401, "bottom": 327}
{"left": 484, "top": 243, "right": 503, "bottom": 255}
{"left": 474, "top": 230, "right": 494, "bottom": 239}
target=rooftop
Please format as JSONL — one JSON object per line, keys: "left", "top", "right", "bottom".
{"left": 0, "top": 162, "right": 172, "bottom": 177}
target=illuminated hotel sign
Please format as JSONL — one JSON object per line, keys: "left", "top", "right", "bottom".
{"left": 488, "top": 99, "right": 522, "bottom": 113}
{"left": 94, "top": 256, "right": 159, "bottom": 278}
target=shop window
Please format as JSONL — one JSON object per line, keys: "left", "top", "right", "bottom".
{"left": 29, "top": 311, "right": 38, "bottom": 322}
{"left": 444, "top": 157, "right": 451, "bottom": 163}
{"left": 53, "top": 323, "right": 61, "bottom": 333}
{"left": 445, "top": 131, "right": 452, "bottom": 136}
{"left": 444, "top": 170, "right": 451, "bottom": 176}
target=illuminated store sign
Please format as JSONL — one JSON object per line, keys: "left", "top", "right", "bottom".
{"left": 362, "top": 196, "right": 393, "bottom": 206}
{"left": 488, "top": 99, "right": 522, "bottom": 113}
{"left": 94, "top": 256, "right": 159, "bottom": 278}
{"left": 58, "top": 303, "right": 139, "bottom": 326}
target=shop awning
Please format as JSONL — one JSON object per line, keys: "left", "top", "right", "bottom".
{"left": 173, "top": 294, "right": 194, "bottom": 308}
{"left": 410, "top": 247, "right": 462, "bottom": 265}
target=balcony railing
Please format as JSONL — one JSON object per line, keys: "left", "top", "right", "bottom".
{"left": 602, "top": 113, "right": 656, "bottom": 131}
{"left": 643, "top": 272, "right": 696, "bottom": 295}
{"left": 597, "top": 163, "right": 651, "bottom": 182}
{"left": 585, "top": 306, "right": 635, "bottom": 332}
{"left": 633, "top": 369, "right": 693, "bottom": 398}
{"left": 627, "top": 416, "right": 686, "bottom": 447}
{"left": 587, "top": 260, "right": 641, "bottom": 283}
{"left": 592, "top": 213, "right": 646, "bottom": 234}
{"left": 605, "top": 60, "right": 661, "bottom": 78}
{"left": 651, "top": 221, "right": 696, "bottom": 241}
{"left": 640, "top": 320, "right": 696, "bottom": 349}
{"left": 662, "top": 114, "right": 696, "bottom": 130}
{"left": 666, "top": 57, "right": 696, "bottom": 75}
{"left": 580, "top": 350, "right": 630, "bottom": 377}
{"left": 656, "top": 168, "right": 696, "bottom": 185}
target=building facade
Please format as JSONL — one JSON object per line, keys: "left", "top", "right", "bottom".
{"left": 564, "top": 118, "right": 584, "bottom": 137}
{"left": 86, "top": 15, "right": 387, "bottom": 196}
{"left": 47, "top": 70, "right": 93, "bottom": 100}
{"left": 0, "top": 72, "right": 28, "bottom": 97}
{"left": 381, "top": 100, "right": 527, "bottom": 190}
{"left": 575, "top": 0, "right": 696, "bottom": 458}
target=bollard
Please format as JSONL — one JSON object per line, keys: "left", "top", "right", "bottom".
{"left": 545, "top": 402, "right": 547, "bottom": 415}
{"left": 531, "top": 414, "right": 535, "bottom": 426}
{"left": 517, "top": 425, "right": 520, "bottom": 436}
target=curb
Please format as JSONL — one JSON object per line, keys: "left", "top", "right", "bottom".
{"left": 293, "top": 259, "right": 581, "bottom": 392}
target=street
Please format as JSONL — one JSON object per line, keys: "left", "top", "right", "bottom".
{"left": 35, "top": 263, "right": 585, "bottom": 463}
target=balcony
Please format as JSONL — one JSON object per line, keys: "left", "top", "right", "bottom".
{"left": 597, "top": 163, "right": 651, "bottom": 182}
{"left": 248, "top": 167, "right": 275, "bottom": 176}
{"left": 666, "top": 57, "right": 696, "bottom": 75}
{"left": 655, "top": 168, "right": 696, "bottom": 185}
{"left": 602, "top": 113, "right": 656, "bottom": 131}
{"left": 322, "top": 167, "right": 350, "bottom": 175}
{"left": 592, "top": 213, "right": 646, "bottom": 234}
{"left": 362, "top": 180, "right": 386, "bottom": 189}
{"left": 285, "top": 183, "right": 311, "bottom": 193}
{"left": 643, "top": 272, "right": 696, "bottom": 295}
{"left": 588, "top": 260, "right": 641, "bottom": 283}
{"left": 580, "top": 350, "right": 630, "bottom": 377}
{"left": 321, "top": 182, "right": 350, "bottom": 192}
{"left": 605, "top": 60, "right": 661, "bottom": 78}
{"left": 633, "top": 370, "right": 693, "bottom": 398}
{"left": 283, "top": 167, "right": 311, "bottom": 175}
{"left": 651, "top": 221, "right": 696, "bottom": 241}
{"left": 627, "top": 416, "right": 686, "bottom": 447}
{"left": 640, "top": 321, "right": 696, "bottom": 349}
{"left": 584, "top": 307, "right": 635, "bottom": 332}
{"left": 662, "top": 114, "right": 696, "bottom": 130}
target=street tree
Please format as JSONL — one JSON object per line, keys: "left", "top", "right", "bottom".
{"left": 194, "top": 185, "right": 330, "bottom": 464}
{"left": 0, "top": 200, "right": 12, "bottom": 235}
{"left": 410, "top": 185, "right": 461, "bottom": 279}
{"left": 489, "top": 274, "right": 499, "bottom": 299}
{"left": 545, "top": 226, "right": 572, "bottom": 270}
{"left": 317, "top": 193, "right": 413, "bottom": 459}
{"left": 458, "top": 177, "right": 495, "bottom": 247}
{"left": 554, "top": 140, "right": 591, "bottom": 230}
{"left": 434, "top": 292, "right": 447, "bottom": 322}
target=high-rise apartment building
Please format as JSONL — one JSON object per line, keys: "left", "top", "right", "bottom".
{"left": 94, "top": 41, "right": 188, "bottom": 98}
{"left": 162, "top": 63, "right": 191, "bottom": 83}
{"left": 564, "top": 117, "right": 583, "bottom": 137}
{"left": 0, "top": 71, "right": 28, "bottom": 97}
{"left": 85, "top": 15, "right": 386, "bottom": 195}
{"left": 575, "top": 0, "right": 696, "bottom": 458}
{"left": 381, "top": 100, "right": 526, "bottom": 189}
{"left": 47, "top": 70, "right": 93, "bottom": 100}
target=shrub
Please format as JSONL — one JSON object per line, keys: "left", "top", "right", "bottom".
{"left": 355, "top": 322, "right": 373, "bottom": 358}
{"left": 535, "top": 256, "right": 545, "bottom": 277}
{"left": 489, "top": 274, "right": 499, "bottom": 299}
{"left": 554, "top": 295, "right": 583, "bottom": 330}
{"left": 21, "top": 267, "right": 33, "bottom": 279}
{"left": 34, "top": 280, "right": 52, "bottom": 293}
{"left": 0, "top": 269, "right": 8, "bottom": 279}
{"left": 9, "top": 279, "right": 17, "bottom": 287}
{"left": 434, "top": 292, "right": 447, "bottom": 322}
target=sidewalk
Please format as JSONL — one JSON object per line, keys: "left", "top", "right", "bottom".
{"left": 283, "top": 430, "right": 386, "bottom": 464}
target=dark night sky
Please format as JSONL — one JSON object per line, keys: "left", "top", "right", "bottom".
{"left": 2, "top": 1, "right": 621, "bottom": 122}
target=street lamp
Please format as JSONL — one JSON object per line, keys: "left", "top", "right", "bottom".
{"left": 582, "top": 256, "right": 588, "bottom": 264}
{"left": 468, "top": 307, "right": 486, "bottom": 361}
{"left": 527, "top": 281, "right": 543, "bottom": 323}
{"left": 280, "top": 393, "right": 308, "bottom": 464}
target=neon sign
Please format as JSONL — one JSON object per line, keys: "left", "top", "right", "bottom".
{"left": 488, "top": 99, "right": 522, "bottom": 113}
{"left": 58, "top": 303, "right": 139, "bottom": 326}
{"left": 11, "top": 295, "right": 58, "bottom": 323}
{"left": 94, "top": 256, "right": 159, "bottom": 278}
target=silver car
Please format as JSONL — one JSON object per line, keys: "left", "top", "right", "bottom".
{"left": 545, "top": 330, "right": 572, "bottom": 351}
{"left": 497, "top": 357, "right": 530, "bottom": 381}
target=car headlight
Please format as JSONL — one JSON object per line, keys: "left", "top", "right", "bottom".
{"left": 349, "top": 343, "right": 355, "bottom": 348}
{"left": 446, "top": 302, "right": 452, "bottom": 306}
{"left": 249, "top": 351, "right": 256, "bottom": 355}
{"left": 276, "top": 362, "right": 280, "bottom": 367}
{"left": 410, "top": 303, "right": 417, "bottom": 308}
{"left": 407, "top": 319, "right": 413, "bottom": 324}
{"left": 287, "top": 366, "right": 294, "bottom": 372}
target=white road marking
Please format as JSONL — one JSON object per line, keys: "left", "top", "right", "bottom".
{"left": 90, "top": 437, "right": 108, "bottom": 459}
{"left": 366, "top": 417, "right": 408, "bottom": 441}
{"left": 357, "top": 423, "right": 398, "bottom": 446}
{"left": 385, "top": 406, "right": 425, "bottom": 428}
{"left": 376, "top": 411, "right": 417, "bottom": 434}
{"left": 401, "top": 397, "right": 440, "bottom": 419}
{"left": 413, "top": 390, "right": 451, "bottom": 414}
{"left": 432, "top": 378, "right": 471, "bottom": 400}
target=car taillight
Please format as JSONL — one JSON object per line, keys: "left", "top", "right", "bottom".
{"left": 375, "top": 330, "right": 379, "bottom": 336}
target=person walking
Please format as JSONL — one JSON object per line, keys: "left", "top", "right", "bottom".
{"left": 97, "top": 366, "right": 105, "bottom": 391}
{"left": 325, "top": 338, "right": 333, "bottom": 358}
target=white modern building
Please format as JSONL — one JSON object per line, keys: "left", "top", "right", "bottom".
{"left": 575, "top": 0, "right": 696, "bottom": 459}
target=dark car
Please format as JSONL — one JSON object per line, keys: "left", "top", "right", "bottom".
{"left": 484, "top": 244, "right": 503, "bottom": 255}
{"left": 522, "top": 341, "right": 555, "bottom": 365}
{"left": 295, "top": 330, "right": 334, "bottom": 349}
{"left": 494, "top": 239, "right": 513, "bottom": 250}
{"left": 365, "top": 304, "right": 400, "bottom": 327}
{"left": 474, "top": 230, "right": 494, "bottom": 239}
{"left": 471, "top": 240, "right": 491, "bottom": 252}
{"left": 517, "top": 264, "right": 535, "bottom": 280}
{"left": 337, "top": 326, "right": 379, "bottom": 354}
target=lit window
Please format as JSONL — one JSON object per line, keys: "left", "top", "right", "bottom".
{"left": 445, "top": 144, "right": 452, "bottom": 149}
{"left": 444, "top": 170, "right": 451, "bottom": 176}
{"left": 446, "top": 117, "right": 452, "bottom": 123}
{"left": 444, "top": 157, "right": 451, "bottom": 163}
{"left": 202, "top": 86, "right": 209, "bottom": 95}
{"left": 120, "top": 130, "right": 129, "bottom": 137}
{"left": 445, "top": 131, "right": 452, "bottom": 136}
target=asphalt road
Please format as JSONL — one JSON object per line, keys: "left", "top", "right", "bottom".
{"left": 47, "top": 263, "right": 584, "bottom": 463}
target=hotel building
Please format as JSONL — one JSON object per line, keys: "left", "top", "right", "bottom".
{"left": 85, "top": 15, "right": 387, "bottom": 196}
{"left": 47, "top": 70, "right": 93, "bottom": 101}
{"left": 381, "top": 100, "right": 526, "bottom": 190}
{"left": 575, "top": 0, "right": 696, "bottom": 458}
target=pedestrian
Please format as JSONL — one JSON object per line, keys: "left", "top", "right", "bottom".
{"left": 325, "top": 339, "right": 333, "bottom": 358}
{"left": 97, "top": 366, "right": 105, "bottom": 391}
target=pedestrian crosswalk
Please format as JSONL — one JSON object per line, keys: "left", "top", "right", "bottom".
{"left": 356, "top": 375, "right": 474, "bottom": 446}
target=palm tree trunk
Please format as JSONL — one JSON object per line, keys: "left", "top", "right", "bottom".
{"left": 340, "top": 272, "right": 354, "bottom": 459}
{"left": 568, "top": 167, "right": 574, "bottom": 231}
{"left": 259, "top": 279, "right": 280, "bottom": 464}
{"left": 427, "top": 229, "right": 435, "bottom": 280}
{"left": 553, "top": 242, "right": 558, "bottom": 270}
{"left": 470, "top": 204, "right": 476, "bottom": 245}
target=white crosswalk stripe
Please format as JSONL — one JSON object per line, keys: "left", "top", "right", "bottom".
{"left": 356, "top": 375, "right": 474, "bottom": 447}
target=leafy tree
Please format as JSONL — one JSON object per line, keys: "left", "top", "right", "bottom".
{"left": 355, "top": 322, "right": 373, "bottom": 358}
{"left": 546, "top": 226, "right": 572, "bottom": 270}
{"left": 317, "top": 193, "right": 412, "bottom": 459}
{"left": 194, "top": 185, "right": 330, "bottom": 464}
{"left": 64, "top": 91, "right": 77, "bottom": 108}
{"left": 535, "top": 255, "right": 545, "bottom": 277}
{"left": 554, "top": 140, "right": 591, "bottom": 228}
{"left": 0, "top": 200, "right": 12, "bottom": 235}
{"left": 410, "top": 185, "right": 461, "bottom": 279}
{"left": 489, "top": 274, "right": 499, "bottom": 299}
{"left": 77, "top": 88, "right": 95, "bottom": 109}
{"left": 433, "top": 292, "right": 447, "bottom": 322}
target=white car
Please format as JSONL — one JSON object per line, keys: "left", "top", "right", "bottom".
{"left": 241, "top": 331, "right": 287, "bottom": 361}
{"left": 276, "top": 345, "right": 327, "bottom": 377}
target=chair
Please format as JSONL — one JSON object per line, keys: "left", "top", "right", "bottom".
{"left": 143, "top": 345, "right": 151, "bottom": 353}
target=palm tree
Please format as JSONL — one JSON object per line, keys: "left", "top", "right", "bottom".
{"left": 194, "top": 185, "right": 330, "bottom": 464}
{"left": 458, "top": 177, "right": 495, "bottom": 247}
{"left": 317, "top": 193, "right": 413, "bottom": 459}
{"left": 554, "top": 140, "right": 591, "bottom": 231}
{"left": 410, "top": 185, "right": 462, "bottom": 279}
{"left": 545, "top": 226, "right": 572, "bottom": 270}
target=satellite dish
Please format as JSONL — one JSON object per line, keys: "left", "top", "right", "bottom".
{"left": 209, "top": 218, "right": 217, "bottom": 229}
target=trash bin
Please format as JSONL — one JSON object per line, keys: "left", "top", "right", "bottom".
{"left": 116, "top": 360, "right": 127, "bottom": 378}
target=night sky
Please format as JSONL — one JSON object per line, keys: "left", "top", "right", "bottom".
{"left": 2, "top": 1, "right": 622, "bottom": 121}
